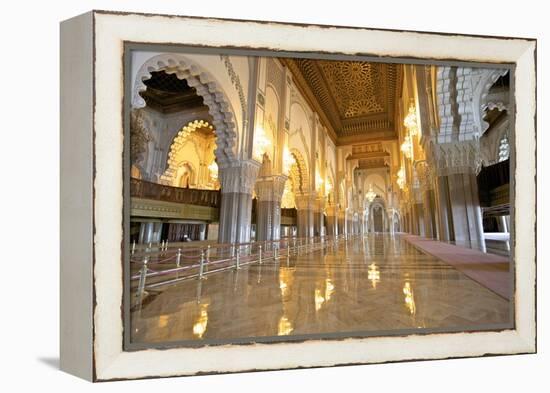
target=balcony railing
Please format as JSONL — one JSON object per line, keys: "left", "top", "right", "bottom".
{"left": 130, "top": 178, "right": 221, "bottom": 208}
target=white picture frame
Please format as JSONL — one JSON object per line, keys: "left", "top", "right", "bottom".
{"left": 60, "top": 10, "right": 536, "bottom": 381}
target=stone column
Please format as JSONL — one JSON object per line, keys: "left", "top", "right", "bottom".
{"left": 219, "top": 160, "right": 260, "bottom": 244}
{"left": 313, "top": 196, "right": 325, "bottom": 237}
{"left": 295, "top": 193, "right": 314, "bottom": 238}
{"left": 255, "top": 175, "right": 287, "bottom": 241}
{"left": 447, "top": 172, "right": 486, "bottom": 252}
{"left": 338, "top": 210, "right": 346, "bottom": 236}
{"left": 434, "top": 175, "right": 452, "bottom": 242}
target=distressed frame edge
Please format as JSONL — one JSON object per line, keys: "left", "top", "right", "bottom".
{"left": 87, "top": 11, "right": 536, "bottom": 381}
{"left": 59, "top": 11, "right": 96, "bottom": 381}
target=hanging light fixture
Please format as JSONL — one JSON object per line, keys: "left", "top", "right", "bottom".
{"left": 253, "top": 125, "right": 270, "bottom": 161}
{"left": 282, "top": 146, "right": 295, "bottom": 174}
{"left": 404, "top": 102, "right": 418, "bottom": 136}
{"left": 314, "top": 170, "right": 324, "bottom": 192}
{"left": 400, "top": 135, "right": 413, "bottom": 159}
{"left": 365, "top": 183, "right": 376, "bottom": 203}
{"left": 396, "top": 167, "right": 406, "bottom": 190}
{"left": 208, "top": 160, "right": 218, "bottom": 181}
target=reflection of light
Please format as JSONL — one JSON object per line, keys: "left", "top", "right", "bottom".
{"left": 404, "top": 103, "right": 418, "bottom": 136}
{"left": 193, "top": 303, "right": 209, "bottom": 338}
{"left": 315, "top": 289, "right": 325, "bottom": 311}
{"left": 403, "top": 282, "right": 416, "bottom": 315}
{"left": 282, "top": 146, "right": 295, "bottom": 174}
{"left": 325, "top": 279, "right": 335, "bottom": 302}
{"left": 366, "top": 183, "right": 377, "bottom": 203}
{"left": 397, "top": 167, "right": 406, "bottom": 190}
{"left": 253, "top": 125, "right": 270, "bottom": 161}
{"left": 401, "top": 135, "right": 413, "bottom": 159}
{"left": 278, "top": 316, "right": 293, "bottom": 335}
{"left": 158, "top": 314, "right": 169, "bottom": 328}
{"left": 208, "top": 160, "right": 218, "bottom": 181}
{"left": 279, "top": 280, "right": 289, "bottom": 298}
{"left": 368, "top": 263, "right": 380, "bottom": 289}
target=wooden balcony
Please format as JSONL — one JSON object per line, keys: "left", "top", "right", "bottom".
{"left": 130, "top": 178, "right": 220, "bottom": 208}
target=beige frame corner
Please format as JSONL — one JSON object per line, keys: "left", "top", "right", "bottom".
{"left": 90, "top": 11, "right": 536, "bottom": 381}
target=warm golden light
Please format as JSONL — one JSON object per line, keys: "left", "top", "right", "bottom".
{"left": 314, "top": 288, "right": 325, "bottom": 311}
{"left": 253, "top": 125, "right": 270, "bottom": 161}
{"left": 368, "top": 263, "right": 380, "bottom": 289}
{"left": 325, "top": 279, "right": 335, "bottom": 302}
{"left": 282, "top": 146, "right": 295, "bottom": 174}
{"left": 365, "top": 183, "right": 377, "bottom": 203}
{"left": 325, "top": 178, "right": 333, "bottom": 197}
{"left": 403, "top": 282, "right": 416, "bottom": 315}
{"left": 278, "top": 316, "right": 294, "bottom": 336}
{"left": 315, "top": 170, "right": 324, "bottom": 192}
{"left": 193, "top": 303, "right": 209, "bottom": 338}
{"left": 404, "top": 103, "right": 418, "bottom": 136}
{"left": 401, "top": 135, "right": 413, "bottom": 159}
{"left": 397, "top": 167, "right": 406, "bottom": 190}
{"left": 208, "top": 160, "right": 218, "bottom": 181}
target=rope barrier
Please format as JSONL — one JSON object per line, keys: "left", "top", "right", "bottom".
{"left": 132, "top": 235, "right": 348, "bottom": 297}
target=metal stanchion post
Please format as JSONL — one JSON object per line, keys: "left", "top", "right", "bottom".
{"left": 235, "top": 248, "right": 240, "bottom": 269}
{"left": 136, "top": 255, "right": 149, "bottom": 297}
{"left": 199, "top": 250, "right": 205, "bottom": 280}
{"left": 259, "top": 245, "right": 263, "bottom": 264}
{"left": 176, "top": 248, "right": 182, "bottom": 267}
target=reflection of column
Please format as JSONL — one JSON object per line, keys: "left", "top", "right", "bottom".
{"left": 138, "top": 223, "right": 146, "bottom": 244}
{"left": 325, "top": 204, "right": 338, "bottom": 236}
{"left": 338, "top": 210, "right": 346, "bottom": 236}
{"left": 255, "top": 175, "right": 287, "bottom": 241}
{"left": 219, "top": 161, "right": 261, "bottom": 244}
{"left": 295, "top": 194, "right": 314, "bottom": 238}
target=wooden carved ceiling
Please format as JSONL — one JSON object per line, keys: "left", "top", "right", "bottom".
{"left": 282, "top": 58, "right": 402, "bottom": 145}
{"left": 140, "top": 71, "right": 208, "bottom": 114}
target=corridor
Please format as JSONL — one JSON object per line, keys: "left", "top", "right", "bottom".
{"left": 131, "top": 234, "right": 511, "bottom": 345}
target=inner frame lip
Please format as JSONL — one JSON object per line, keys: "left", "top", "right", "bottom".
{"left": 121, "top": 41, "right": 517, "bottom": 352}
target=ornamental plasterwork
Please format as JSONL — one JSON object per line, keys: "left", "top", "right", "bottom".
{"left": 219, "top": 55, "right": 247, "bottom": 121}
{"left": 133, "top": 54, "right": 239, "bottom": 167}
{"left": 431, "top": 140, "right": 482, "bottom": 176}
{"left": 130, "top": 109, "right": 152, "bottom": 166}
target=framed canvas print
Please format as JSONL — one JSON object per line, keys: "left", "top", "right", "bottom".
{"left": 60, "top": 10, "right": 537, "bottom": 381}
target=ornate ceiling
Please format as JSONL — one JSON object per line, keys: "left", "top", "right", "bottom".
{"left": 283, "top": 58, "right": 402, "bottom": 145}
{"left": 141, "top": 71, "right": 207, "bottom": 114}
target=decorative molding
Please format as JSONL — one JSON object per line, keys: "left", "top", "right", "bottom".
{"left": 219, "top": 54, "right": 247, "bottom": 120}
{"left": 219, "top": 159, "right": 261, "bottom": 195}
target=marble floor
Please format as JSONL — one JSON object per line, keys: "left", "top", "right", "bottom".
{"left": 130, "top": 234, "right": 512, "bottom": 345}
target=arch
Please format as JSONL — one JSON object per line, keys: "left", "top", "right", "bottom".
{"left": 161, "top": 120, "right": 214, "bottom": 186}
{"left": 288, "top": 148, "right": 310, "bottom": 195}
{"left": 132, "top": 53, "right": 238, "bottom": 167}
{"left": 175, "top": 162, "right": 195, "bottom": 188}
{"left": 474, "top": 69, "right": 509, "bottom": 136}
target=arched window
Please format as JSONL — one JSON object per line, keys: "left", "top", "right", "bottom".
{"left": 498, "top": 135, "right": 510, "bottom": 162}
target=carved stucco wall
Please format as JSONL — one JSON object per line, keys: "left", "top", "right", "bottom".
{"left": 131, "top": 51, "right": 250, "bottom": 167}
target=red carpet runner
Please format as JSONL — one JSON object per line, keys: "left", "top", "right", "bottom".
{"left": 402, "top": 235, "right": 511, "bottom": 300}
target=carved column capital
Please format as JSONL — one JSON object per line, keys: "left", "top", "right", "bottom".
{"left": 219, "top": 159, "right": 261, "bottom": 195}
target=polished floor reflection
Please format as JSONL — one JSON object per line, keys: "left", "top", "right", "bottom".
{"left": 130, "top": 234, "right": 511, "bottom": 344}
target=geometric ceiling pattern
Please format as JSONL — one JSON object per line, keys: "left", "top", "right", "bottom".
{"left": 282, "top": 58, "right": 401, "bottom": 144}
{"left": 318, "top": 61, "right": 385, "bottom": 118}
